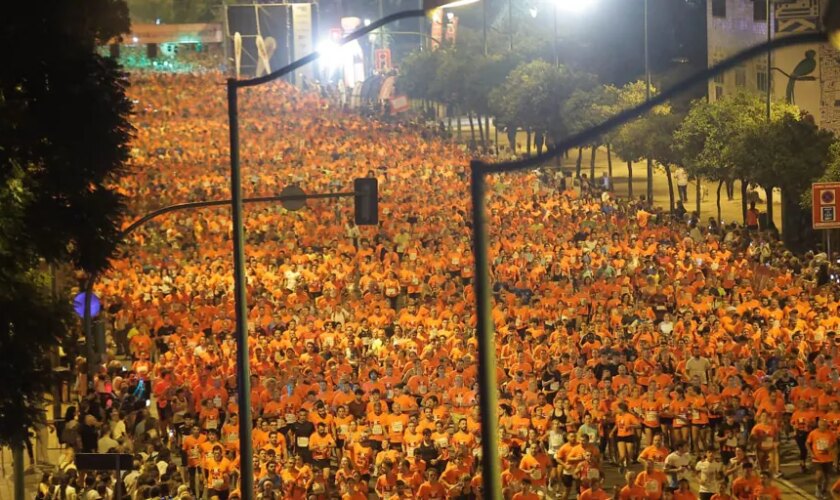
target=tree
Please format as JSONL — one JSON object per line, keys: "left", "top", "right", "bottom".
{"left": 490, "top": 60, "right": 595, "bottom": 157}
{"left": 808, "top": 142, "right": 840, "bottom": 194}
{"left": 674, "top": 93, "right": 797, "bottom": 224}
{"left": 398, "top": 49, "right": 442, "bottom": 114}
{"left": 562, "top": 84, "right": 616, "bottom": 179}
{"left": 609, "top": 81, "right": 664, "bottom": 199}
{"left": 735, "top": 113, "right": 834, "bottom": 246}
{"left": 1, "top": 0, "right": 132, "bottom": 484}
{"left": 645, "top": 113, "right": 684, "bottom": 214}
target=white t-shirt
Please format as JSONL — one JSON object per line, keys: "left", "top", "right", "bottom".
{"left": 284, "top": 269, "right": 301, "bottom": 290}
{"left": 665, "top": 451, "right": 692, "bottom": 482}
{"left": 695, "top": 460, "right": 723, "bottom": 493}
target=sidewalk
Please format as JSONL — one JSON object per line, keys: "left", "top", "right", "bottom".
{"left": 0, "top": 398, "right": 66, "bottom": 500}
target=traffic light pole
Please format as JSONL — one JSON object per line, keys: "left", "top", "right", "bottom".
{"left": 80, "top": 189, "right": 356, "bottom": 387}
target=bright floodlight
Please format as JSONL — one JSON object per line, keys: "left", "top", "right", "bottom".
{"left": 555, "top": 0, "right": 596, "bottom": 12}
{"left": 424, "top": 0, "right": 479, "bottom": 9}
{"left": 316, "top": 40, "right": 343, "bottom": 70}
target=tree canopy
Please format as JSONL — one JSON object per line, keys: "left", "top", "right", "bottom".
{"left": 1, "top": 0, "right": 133, "bottom": 447}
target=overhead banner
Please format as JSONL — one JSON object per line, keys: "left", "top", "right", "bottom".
{"left": 291, "top": 3, "right": 314, "bottom": 83}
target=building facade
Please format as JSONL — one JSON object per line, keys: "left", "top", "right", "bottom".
{"left": 707, "top": 0, "right": 840, "bottom": 133}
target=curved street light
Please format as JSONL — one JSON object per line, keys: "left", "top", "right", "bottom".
{"left": 224, "top": 0, "right": 482, "bottom": 497}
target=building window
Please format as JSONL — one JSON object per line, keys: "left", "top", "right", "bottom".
{"left": 713, "top": 69, "right": 724, "bottom": 85}
{"left": 735, "top": 65, "right": 747, "bottom": 87}
{"left": 757, "top": 69, "right": 768, "bottom": 92}
{"left": 754, "top": 0, "right": 767, "bottom": 22}
{"left": 715, "top": 86, "right": 724, "bottom": 100}
{"left": 712, "top": 0, "right": 726, "bottom": 18}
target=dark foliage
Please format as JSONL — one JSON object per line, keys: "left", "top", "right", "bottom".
{"left": 0, "top": 0, "right": 132, "bottom": 446}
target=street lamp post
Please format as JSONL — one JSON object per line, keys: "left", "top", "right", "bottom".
{"left": 554, "top": 3, "right": 559, "bottom": 66}
{"left": 766, "top": 0, "right": 772, "bottom": 121}
{"left": 645, "top": 0, "right": 653, "bottom": 203}
{"left": 225, "top": 1, "right": 479, "bottom": 497}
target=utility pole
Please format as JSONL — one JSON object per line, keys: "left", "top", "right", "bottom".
{"left": 554, "top": 3, "right": 559, "bottom": 66}
{"left": 379, "top": 0, "right": 385, "bottom": 51}
{"left": 483, "top": 0, "right": 488, "bottom": 55}
{"left": 644, "top": 0, "right": 653, "bottom": 202}
{"left": 509, "top": 0, "right": 513, "bottom": 51}
{"left": 766, "top": 0, "right": 772, "bottom": 121}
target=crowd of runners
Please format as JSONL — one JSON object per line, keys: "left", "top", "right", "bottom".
{"left": 40, "top": 71, "right": 840, "bottom": 500}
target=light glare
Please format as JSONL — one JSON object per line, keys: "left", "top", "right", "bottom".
{"left": 555, "top": 0, "right": 596, "bottom": 12}
{"left": 316, "top": 40, "right": 343, "bottom": 70}
{"left": 424, "top": 0, "right": 479, "bottom": 9}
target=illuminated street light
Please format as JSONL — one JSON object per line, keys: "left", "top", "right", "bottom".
{"left": 429, "top": 0, "right": 479, "bottom": 7}
{"left": 226, "top": 1, "right": 484, "bottom": 498}
{"left": 555, "top": 0, "right": 596, "bottom": 12}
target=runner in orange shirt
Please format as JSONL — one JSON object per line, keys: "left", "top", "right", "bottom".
{"left": 807, "top": 418, "right": 838, "bottom": 498}
{"left": 613, "top": 403, "right": 641, "bottom": 472}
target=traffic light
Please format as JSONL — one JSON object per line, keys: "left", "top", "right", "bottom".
{"left": 354, "top": 178, "right": 379, "bottom": 225}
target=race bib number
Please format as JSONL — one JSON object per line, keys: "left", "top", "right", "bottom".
{"left": 297, "top": 436, "right": 309, "bottom": 448}
{"left": 372, "top": 424, "right": 384, "bottom": 435}
{"left": 436, "top": 437, "right": 448, "bottom": 447}
{"left": 531, "top": 469, "right": 543, "bottom": 480}
{"left": 645, "top": 411, "right": 659, "bottom": 422}
{"left": 213, "top": 396, "right": 222, "bottom": 408}
{"left": 339, "top": 425, "right": 349, "bottom": 435}
{"left": 391, "top": 421, "right": 404, "bottom": 433}
{"left": 386, "top": 288, "right": 396, "bottom": 296}
{"left": 817, "top": 438, "right": 829, "bottom": 451}
{"left": 645, "top": 480, "right": 659, "bottom": 493}
{"left": 691, "top": 410, "right": 701, "bottom": 420}
{"left": 550, "top": 382, "right": 561, "bottom": 391}
{"left": 407, "top": 447, "right": 415, "bottom": 458}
